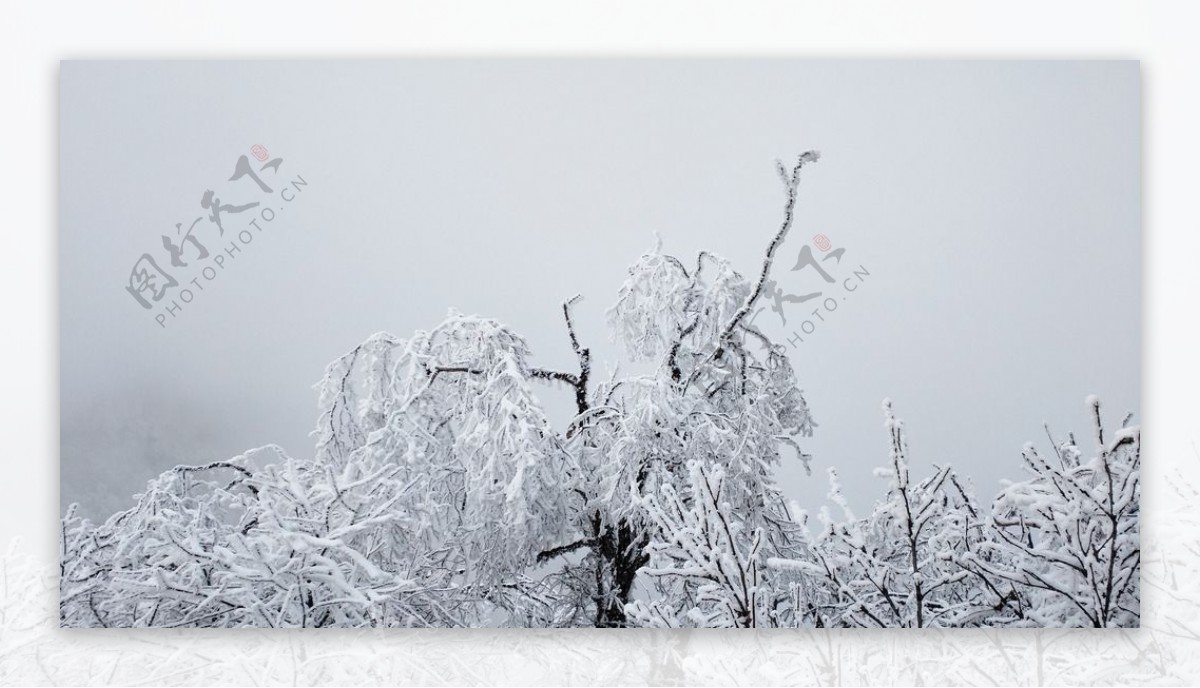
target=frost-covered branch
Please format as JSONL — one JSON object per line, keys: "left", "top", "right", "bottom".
{"left": 627, "top": 462, "right": 768, "bottom": 628}
{"left": 719, "top": 150, "right": 820, "bottom": 347}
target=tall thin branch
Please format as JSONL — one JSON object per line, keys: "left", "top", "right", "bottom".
{"left": 721, "top": 150, "right": 821, "bottom": 345}
{"left": 681, "top": 151, "right": 819, "bottom": 391}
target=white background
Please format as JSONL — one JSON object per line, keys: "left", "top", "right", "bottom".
{"left": 1, "top": 1, "right": 1196, "bottom": 684}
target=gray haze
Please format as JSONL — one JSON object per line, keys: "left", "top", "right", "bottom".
{"left": 60, "top": 60, "right": 1140, "bottom": 521}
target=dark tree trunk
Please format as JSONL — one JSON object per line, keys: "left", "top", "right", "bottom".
{"left": 591, "top": 517, "right": 649, "bottom": 628}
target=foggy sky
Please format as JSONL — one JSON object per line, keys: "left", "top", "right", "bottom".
{"left": 60, "top": 60, "right": 1140, "bottom": 521}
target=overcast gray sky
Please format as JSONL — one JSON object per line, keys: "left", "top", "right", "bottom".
{"left": 60, "top": 60, "right": 1139, "bottom": 521}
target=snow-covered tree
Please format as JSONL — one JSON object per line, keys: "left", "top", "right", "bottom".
{"left": 964, "top": 396, "right": 1141, "bottom": 628}
{"left": 781, "top": 401, "right": 1015, "bottom": 628}
{"left": 310, "top": 317, "right": 576, "bottom": 612}
{"left": 778, "top": 397, "right": 1139, "bottom": 630}
{"left": 63, "top": 153, "right": 822, "bottom": 628}
{"left": 568, "top": 153, "right": 819, "bottom": 626}
{"left": 60, "top": 442, "right": 557, "bottom": 628}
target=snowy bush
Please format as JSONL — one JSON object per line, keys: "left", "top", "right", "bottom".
{"left": 963, "top": 397, "right": 1141, "bottom": 628}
